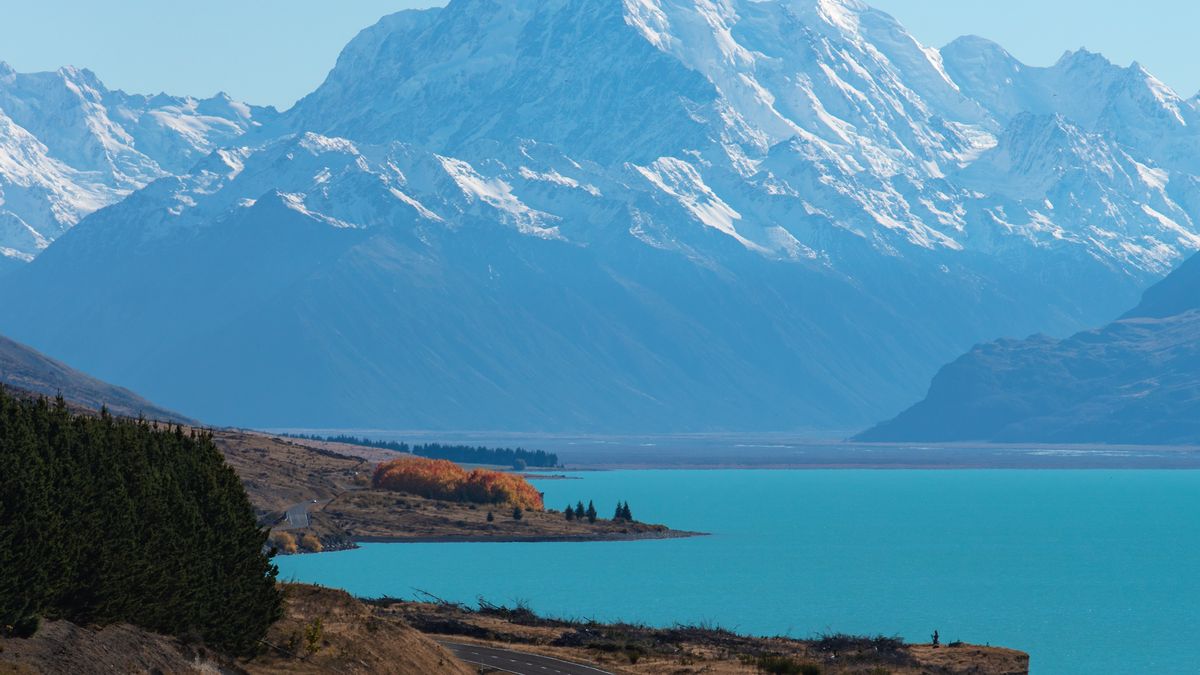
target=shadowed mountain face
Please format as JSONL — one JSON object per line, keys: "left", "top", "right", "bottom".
{"left": 859, "top": 254, "right": 1200, "bottom": 444}
{"left": 4, "top": 0, "right": 1200, "bottom": 431}
{"left": 0, "top": 334, "right": 188, "bottom": 422}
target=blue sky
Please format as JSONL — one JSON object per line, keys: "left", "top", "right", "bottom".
{"left": 0, "top": 0, "right": 1196, "bottom": 109}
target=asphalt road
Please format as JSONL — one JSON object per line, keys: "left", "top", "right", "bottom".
{"left": 281, "top": 501, "right": 314, "bottom": 529}
{"left": 439, "top": 641, "right": 612, "bottom": 675}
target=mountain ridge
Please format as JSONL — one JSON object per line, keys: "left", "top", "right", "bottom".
{"left": 0, "top": 60, "right": 274, "bottom": 264}
{"left": 3, "top": 0, "right": 1200, "bottom": 431}
{"left": 858, "top": 252, "right": 1200, "bottom": 444}
{"left": 0, "top": 333, "right": 188, "bottom": 423}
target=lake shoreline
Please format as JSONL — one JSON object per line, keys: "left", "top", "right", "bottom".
{"left": 350, "top": 529, "right": 707, "bottom": 545}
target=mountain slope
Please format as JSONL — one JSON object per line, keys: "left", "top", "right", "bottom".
{"left": 858, "top": 254, "right": 1200, "bottom": 444}
{"left": 0, "top": 333, "right": 187, "bottom": 422}
{"left": 4, "top": 0, "right": 1200, "bottom": 431}
{"left": 0, "top": 61, "right": 274, "bottom": 264}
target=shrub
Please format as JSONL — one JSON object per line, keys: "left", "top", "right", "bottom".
{"left": 271, "top": 531, "right": 299, "bottom": 555}
{"left": 304, "top": 617, "right": 324, "bottom": 654}
{"left": 300, "top": 534, "right": 323, "bottom": 553}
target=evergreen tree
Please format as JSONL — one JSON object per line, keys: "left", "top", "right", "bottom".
{"left": 575, "top": 501, "right": 586, "bottom": 520}
{"left": 487, "top": 511, "right": 495, "bottom": 522}
{"left": 512, "top": 507, "right": 524, "bottom": 520}
{"left": 0, "top": 387, "right": 281, "bottom": 654}
{"left": 586, "top": 500, "right": 598, "bottom": 523}
{"left": 613, "top": 502, "right": 624, "bottom": 521}
{"left": 565, "top": 505, "right": 576, "bottom": 521}
{"left": 622, "top": 502, "right": 634, "bottom": 521}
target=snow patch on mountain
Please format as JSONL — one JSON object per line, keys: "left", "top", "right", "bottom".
{"left": 438, "top": 156, "right": 563, "bottom": 239}
{"left": 0, "top": 62, "right": 273, "bottom": 259}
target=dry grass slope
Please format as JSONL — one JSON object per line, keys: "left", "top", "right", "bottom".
{"left": 248, "top": 585, "right": 472, "bottom": 675}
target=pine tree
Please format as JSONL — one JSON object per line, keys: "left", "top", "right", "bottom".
{"left": 586, "top": 500, "right": 597, "bottom": 523}
{"left": 613, "top": 502, "right": 624, "bottom": 521}
{"left": 565, "top": 505, "right": 576, "bottom": 521}
{"left": 512, "top": 506, "right": 523, "bottom": 520}
{"left": 0, "top": 388, "right": 281, "bottom": 653}
{"left": 575, "top": 501, "right": 586, "bottom": 520}
{"left": 622, "top": 502, "right": 634, "bottom": 522}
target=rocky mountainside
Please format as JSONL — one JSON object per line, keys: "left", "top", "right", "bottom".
{"left": 0, "top": 333, "right": 187, "bottom": 422}
{"left": 3, "top": 0, "right": 1200, "bottom": 431}
{"left": 859, "top": 253, "right": 1200, "bottom": 444}
{"left": 0, "top": 61, "right": 274, "bottom": 267}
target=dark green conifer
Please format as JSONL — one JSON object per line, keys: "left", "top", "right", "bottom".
{"left": 0, "top": 388, "right": 281, "bottom": 654}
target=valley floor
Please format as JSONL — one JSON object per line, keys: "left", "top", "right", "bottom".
{"left": 297, "top": 430, "right": 1200, "bottom": 469}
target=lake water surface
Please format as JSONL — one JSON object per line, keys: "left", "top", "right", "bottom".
{"left": 277, "top": 470, "right": 1200, "bottom": 674}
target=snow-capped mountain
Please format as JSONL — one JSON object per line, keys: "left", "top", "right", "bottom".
{"left": 280, "top": 0, "right": 1200, "bottom": 275}
{"left": 4, "top": 0, "right": 1200, "bottom": 431}
{"left": 0, "top": 61, "right": 274, "bottom": 266}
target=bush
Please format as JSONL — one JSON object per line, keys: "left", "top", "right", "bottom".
{"left": 271, "top": 531, "right": 299, "bottom": 554}
{"left": 300, "top": 534, "right": 323, "bottom": 553}
{"left": 304, "top": 617, "right": 324, "bottom": 654}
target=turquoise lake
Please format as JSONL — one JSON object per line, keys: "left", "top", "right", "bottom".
{"left": 277, "top": 470, "right": 1200, "bottom": 674}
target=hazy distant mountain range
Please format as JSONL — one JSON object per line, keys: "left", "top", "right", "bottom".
{"left": 2, "top": 0, "right": 1199, "bottom": 434}
{"left": 861, "top": 251, "right": 1200, "bottom": 444}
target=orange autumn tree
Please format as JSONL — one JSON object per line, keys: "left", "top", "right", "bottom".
{"left": 373, "top": 457, "right": 544, "bottom": 510}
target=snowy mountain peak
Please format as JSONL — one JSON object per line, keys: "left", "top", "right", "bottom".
{"left": 9, "top": 0, "right": 1200, "bottom": 433}
{"left": 0, "top": 63, "right": 273, "bottom": 262}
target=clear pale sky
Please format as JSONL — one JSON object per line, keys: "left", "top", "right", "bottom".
{"left": 0, "top": 0, "right": 1196, "bottom": 110}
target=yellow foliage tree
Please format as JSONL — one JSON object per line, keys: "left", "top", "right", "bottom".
{"left": 373, "top": 457, "right": 544, "bottom": 510}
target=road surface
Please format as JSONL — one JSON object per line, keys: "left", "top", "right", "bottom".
{"left": 439, "top": 641, "right": 612, "bottom": 675}
{"left": 280, "top": 500, "right": 321, "bottom": 529}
